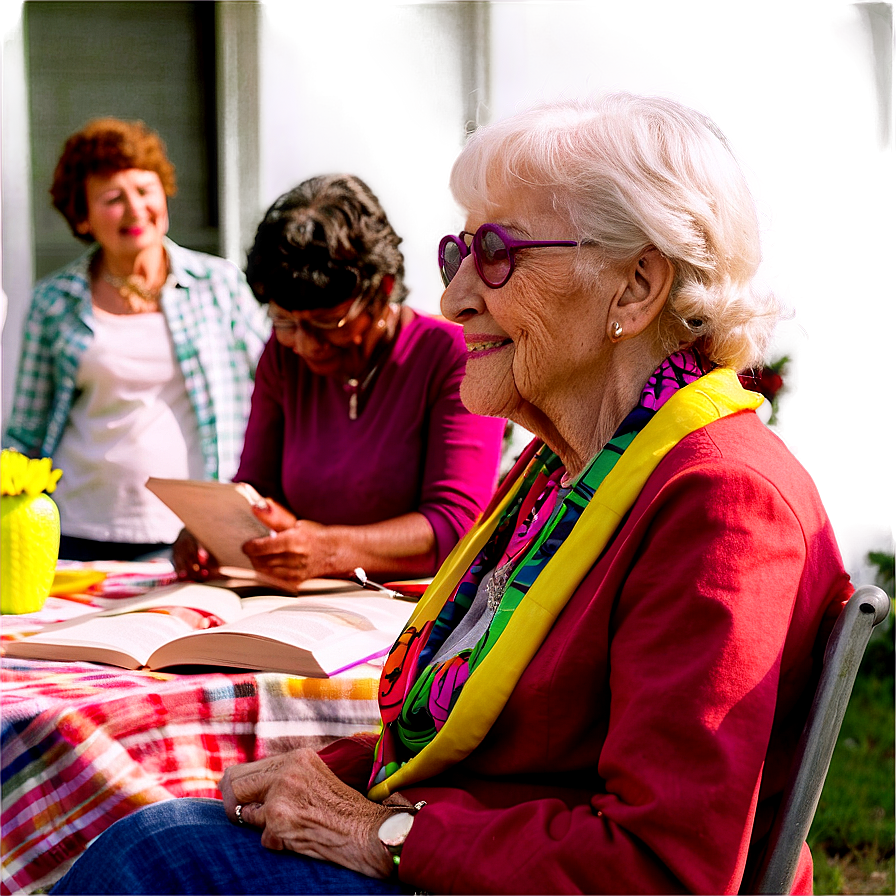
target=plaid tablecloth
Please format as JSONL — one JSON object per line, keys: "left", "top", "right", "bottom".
{"left": 1, "top": 655, "right": 382, "bottom": 894}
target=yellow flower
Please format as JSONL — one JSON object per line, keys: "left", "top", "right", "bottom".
{"left": 1, "top": 450, "right": 63, "bottom": 497}
{"left": 1, "top": 451, "right": 63, "bottom": 614}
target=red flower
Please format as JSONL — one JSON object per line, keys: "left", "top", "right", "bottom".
{"left": 740, "top": 362, "right": 787, "bottom": 403}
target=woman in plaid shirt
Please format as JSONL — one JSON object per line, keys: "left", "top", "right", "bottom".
{"left": 4, "top": 118, "right": 268, "bottom": 561}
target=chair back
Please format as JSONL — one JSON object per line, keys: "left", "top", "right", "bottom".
{"left": 751, "top": 584, "right": 891, "bottom": 894}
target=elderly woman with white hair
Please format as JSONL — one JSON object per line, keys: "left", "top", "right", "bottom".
{"left": 52, "top": 94, "right": 851, "bottom": 896}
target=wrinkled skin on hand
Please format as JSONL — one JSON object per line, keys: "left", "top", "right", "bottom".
{"left": 218, "top": 748, "right": 395, "bottom": 879}
{"left": 241, "top": 499, "right": 338, "bottom": 588}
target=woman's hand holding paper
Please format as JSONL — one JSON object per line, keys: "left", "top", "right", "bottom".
{"left": 241, "top": 500, "right": 335, "bottom": 587}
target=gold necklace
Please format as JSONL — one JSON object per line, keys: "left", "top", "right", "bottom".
{"left": 102, "top": 272, "right": 163, "bottom": 313}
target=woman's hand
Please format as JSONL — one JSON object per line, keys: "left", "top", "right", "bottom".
{"left": 218, "top": 749, "right": 395, "bottom": 879}
{"left": 242, "top": 499, "right": 437, "bottom": 587}
{"left": 242, "top": 500, "right": 337, "bottom": 587}
{"left": 172, "top": 528, "right": 219, "bottom": 581}
{"left": 249, "top": 497, "right": 298, "bottom": 531}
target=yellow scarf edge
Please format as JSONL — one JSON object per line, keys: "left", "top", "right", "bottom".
{"left": 369, "top": 368, "right": 759, "bottom": 799}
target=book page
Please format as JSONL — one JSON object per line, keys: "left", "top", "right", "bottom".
{"left": 214, "top": 567, "right": 363, "bottom": 596}
{"left": 224, "top": 602, "right": 379, "bottom": 641}
{"left": 145, "top": 478, "right": 271, "bottom": 568}
{"left": 147, "top": 596, "right": 413, "bottom": 676}
{"left": 245, "top": 595, "right": 414, "bottom": 636}
{"left": 95, "top": 583, "right": 244, "bottom": 620}
{"left": 166, "top": 597, "right": 408, "bottom": 648}
{"left": 3, "top": 612, "right": 194, "bottom": 669}
{"left": 2, "top": 584, "right": 245, "bottom": 669}
{"left": 40, "top": 583, "right": 244, "bottom": 626}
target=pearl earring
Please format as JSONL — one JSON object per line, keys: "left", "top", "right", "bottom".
{"left": 611, "top": 321, "right": 623, "bottom": 341}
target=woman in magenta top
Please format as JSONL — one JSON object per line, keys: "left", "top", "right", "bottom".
{"left": 176, "top": 174, "right": 504, "bottom": 588}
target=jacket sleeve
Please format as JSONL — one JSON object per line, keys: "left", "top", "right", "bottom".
{"left": 398, "top": 451, "right": 850, "bottom": 894}
{"left": 317, "top": 733, "right": 379, "bottom": 791}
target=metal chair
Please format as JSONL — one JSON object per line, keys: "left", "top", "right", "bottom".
{"left": 750, "top": 584, "right": 892, "bottom": 894}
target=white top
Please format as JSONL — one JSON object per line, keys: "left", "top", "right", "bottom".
{"left": 53, "top": 307, "right": 205, "bottom": 543}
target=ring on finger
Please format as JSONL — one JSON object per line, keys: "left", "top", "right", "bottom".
{"left": 235, "top": 803, "right": 245, "bottom": 825}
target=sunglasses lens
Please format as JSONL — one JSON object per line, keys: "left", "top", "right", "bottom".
{"left": 439, "top": 237, "right": 463, "bottom": 286}
{"left": 477, "top": 228, "right": 511, "bottom": 286}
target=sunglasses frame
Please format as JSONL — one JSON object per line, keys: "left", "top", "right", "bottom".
{"left": 439, "top": 222, "right": 580, "bottom": 289}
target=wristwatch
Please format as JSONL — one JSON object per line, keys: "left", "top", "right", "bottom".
{"left": 377, "top": 800, "right": 426, "bottom": 870}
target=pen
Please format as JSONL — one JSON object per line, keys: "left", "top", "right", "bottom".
{"left": 352, "top": 568, "right": 413, "bottom": 601}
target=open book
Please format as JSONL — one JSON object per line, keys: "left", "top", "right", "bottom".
{"left": 145, "top": 477, "right": 271, "bottom": 569}
{"left": 3, "top": 582, "right": 413, "bottom": 677}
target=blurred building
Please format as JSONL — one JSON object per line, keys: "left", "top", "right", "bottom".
{"left": 2, "top": 0, "right": 893, "bottom": 576}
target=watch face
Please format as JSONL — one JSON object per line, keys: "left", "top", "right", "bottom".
{"left": 379, "top": 811, "right": 415, "bottom": 847}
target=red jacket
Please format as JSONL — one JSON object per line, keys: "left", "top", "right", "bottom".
{"left": 321, "top": 410, "right": 852, "bottom": 894}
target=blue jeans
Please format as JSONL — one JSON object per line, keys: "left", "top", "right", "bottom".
{"left": 50, "top": 798, "right": 406, "bottom": 895}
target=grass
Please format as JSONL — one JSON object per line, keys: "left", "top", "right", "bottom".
{"left": 809, "top": 587, "right": 895, "bottom": 896}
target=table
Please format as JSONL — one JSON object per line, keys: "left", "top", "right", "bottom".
{"left": 0, "top": 574, "right": 384, "bottom": 895}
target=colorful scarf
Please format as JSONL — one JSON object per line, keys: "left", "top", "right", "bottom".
{"left": 368, "top": 353, "right": 762, "bottom": 799}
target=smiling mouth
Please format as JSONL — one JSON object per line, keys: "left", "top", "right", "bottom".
{"left": 467, "top": 338, "right": 512, "bottom": 357}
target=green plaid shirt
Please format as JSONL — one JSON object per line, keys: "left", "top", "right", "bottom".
{"left": 4, "top": 239, "right": 270, "bottom": 481}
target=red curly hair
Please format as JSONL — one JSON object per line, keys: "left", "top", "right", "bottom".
{"left": 50, "top": 118, "right": 177, "bottom": 242}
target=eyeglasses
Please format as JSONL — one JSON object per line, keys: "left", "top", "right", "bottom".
{"left": 268, "top": 295, "right": 367, "bottom": 338}
{"left": 438, "top": 222, "right": 583, "bottom": 289}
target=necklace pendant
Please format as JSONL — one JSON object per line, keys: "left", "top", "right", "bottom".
{"left": 102, "top": 271, "right": 163, "bottom": 312}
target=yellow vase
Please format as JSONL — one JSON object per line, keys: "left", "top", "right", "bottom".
{"left": 1, "top": 493, "right": 60, "bottom": 614}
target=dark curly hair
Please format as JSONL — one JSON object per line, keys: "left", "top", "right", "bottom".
{"left": 245, "top": 174, "right": 408, "bottom": 313}
{"left": 50, "top": 118, "right": 177, "bottom": 242}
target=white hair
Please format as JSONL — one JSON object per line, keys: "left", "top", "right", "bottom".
{"left": 449, "top": 94, "right": 783, "bottom": 370}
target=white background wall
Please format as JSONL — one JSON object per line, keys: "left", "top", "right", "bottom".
{"left": 255, "top": 1, "right": 474, "bottom": 314}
